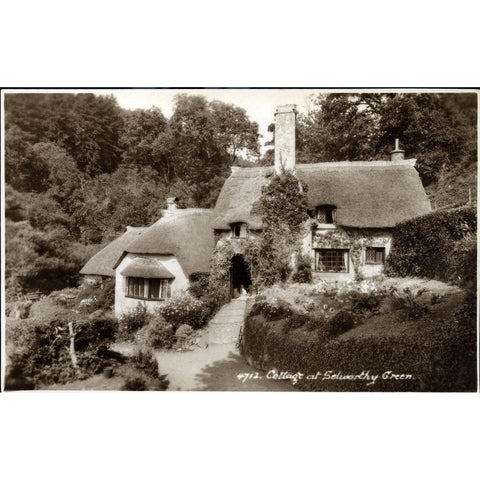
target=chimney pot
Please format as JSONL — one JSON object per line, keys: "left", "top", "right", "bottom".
{"left": 390, "top": 138, "right": 405, "bottom": 162}
{"left": 274, "top": 104, "right": 297, "bottom": 174}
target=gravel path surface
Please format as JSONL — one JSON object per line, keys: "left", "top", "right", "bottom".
{"left": 154, "top": 344, "right": 296, "bottom": 391}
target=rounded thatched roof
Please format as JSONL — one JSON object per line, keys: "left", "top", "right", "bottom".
{"left": 80, "top": 227, "right": 146, "bottom": 277}
{"left": 120, "top": 257, "right": 175, "bottom": 278}
{"left": 126, "top": 209, "right": 214, "bottom": 276}
{"left": 212, "top": 161, "right": 432, "bottom": 230}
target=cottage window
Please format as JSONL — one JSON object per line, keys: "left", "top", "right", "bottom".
{"left": 231, "top": 222, "right": 246, "bottom": 238}
{"left": 127, "top": 277, "right": 171, "bottom": 300}
{"left": 315, "top": 249, "right": 349, "bottom": 273}
{"left": 316, "top": 205, "right": 336, "bottom": 224}
{"left": 365, "top": 247, "right": 385, "bottom": 265}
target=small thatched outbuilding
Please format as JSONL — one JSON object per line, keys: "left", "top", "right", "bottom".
{"left": 113, "top": 209, "right": 214, "bottom": 315}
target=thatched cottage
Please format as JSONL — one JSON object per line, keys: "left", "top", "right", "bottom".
{"left": 81, "top": 104, "right": 431, "bottom": 316}
{"left": 112, "top": 207, "right": 213, "bottom": 315}
{"left": 212, "top": 105, "right": 431, "bottom": 289}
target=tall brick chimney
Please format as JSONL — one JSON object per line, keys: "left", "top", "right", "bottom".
{"left": 274, "top": 104, "right": 297, "bottom": 174}
{"left": 390, "top": 138, "right": 405, "bottom": 162}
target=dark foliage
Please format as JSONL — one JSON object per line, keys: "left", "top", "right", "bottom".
{"left": 122, "top": 349, "right": 169, "bottom": 391}
{"left": 143, "top": 319, "right": 176, "bottom": 349}
{"left": 158, "top": 295, "right": 211, "bottom": 330}
{"left": 242, "top": 294, "right": 477, "bottom": 392}
{"left": 188, "top": 273, "right": 211, "bottom": 298}
{"left": 254, "top": 171, "right": 309, "bottom": 286}
{"left": 325, "top": 311, "right": 355, "bottom": 336}
{"left": 123, "top": 376, "right": 147, "bottom": 391}
{"left": 386, "top": 206, "right": 477, "bottom": 286}
{"left": 117, "top": 304, "right": 152, "bottom": 341}
{"left": 292, "top": 254, "right": 313, "bottom": 283}
{"left": 5, "top": 314, "right": 121, "bottom": 389}
{"left": 249, "top": 298, "right": 294, "bottom": 322}
{"left": 282, "top": 311, "right": 309, "bottom": 333}
{"left": 76, "top": 278, "right": 115, "bottom": 313}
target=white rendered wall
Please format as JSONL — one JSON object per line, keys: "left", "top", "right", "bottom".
{"left": 114, "top": 253, "right": 189, "bottom": 317}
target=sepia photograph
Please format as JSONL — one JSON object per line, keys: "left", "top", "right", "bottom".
{"left": 2, "top": 88, "right": 477, "bottom": 393}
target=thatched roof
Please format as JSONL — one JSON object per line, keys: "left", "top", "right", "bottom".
{"left": 120, "top": 257, "right": 175, "bottom": 278}
{"left": 126, "top": 209, "right": 214, "bottom": 276}
{"left": 212, "top": 166, "right": 273, "bottom": 230}
{"left": 212, "top": 160, "right": 432, "bottom": 229}
{"left": 80, "top": 227, "right": 146, "bottom": 277}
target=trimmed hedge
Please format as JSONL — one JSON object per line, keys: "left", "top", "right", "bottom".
{"left": 386, "top": 206, "right": 476, "bottom": 286}
{"left": 242, "top": 295, "right": 477, "bottom": 392}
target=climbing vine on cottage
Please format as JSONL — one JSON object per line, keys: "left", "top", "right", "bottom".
{"left": 253, "top": 170, "right": 309, "bottom": 286}
{"left": 208, "top": 236, "right": 261, "bottom": 305}
{"left": 208, "top": 171, "right": 310, "bottom": 298}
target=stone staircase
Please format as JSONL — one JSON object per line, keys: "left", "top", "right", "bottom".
{"left": 208, "top": 297, "right": 247, "bottom": 344}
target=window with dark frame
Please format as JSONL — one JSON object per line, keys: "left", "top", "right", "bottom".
{"left": 315, "top": 249, "right": 349, "bottom": 273}
{"left": 316, "top": 205, "right": 336, "bottom": 224}
{"left": 365, "top": 247, "right": 385, "bottom": 265}
{"left": 126, "top": 277, "right": 171, "bottom": 300}
{"left": 231, "top": 222, "right": 246, "bottom": 238}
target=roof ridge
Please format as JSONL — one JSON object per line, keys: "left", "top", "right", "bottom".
{"left": 296, "top": 159, "right": 417, "bottom": 168}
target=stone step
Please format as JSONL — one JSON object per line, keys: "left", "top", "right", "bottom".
{"left": 208, "top": 298, "right": 247, "bottom": 344}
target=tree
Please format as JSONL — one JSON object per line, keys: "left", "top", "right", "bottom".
{"left": 120, "top": 107, "right": 168, "bottom": 169}
{"left": 297, "top": 92, "right": 477, "bottom": 204}
{"left": 298, "top": 93, "right": 379, "bottom": 162}
{"left": 209, "top": 100, "right": 260, "bottom": 163}
{"left": 5, "top": 126, "right": 50, "bottom": 192}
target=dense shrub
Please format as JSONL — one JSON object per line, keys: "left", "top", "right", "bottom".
{"left": 282, "top": 311, "right": 309, "bottom": 333}
{"left": 74, "top": 316, "right": 118, "bottom": 351}
{"left": 188, "top": 273, "right": 210, "bottom": 298}
{"left": 28, "top": 295, "right": 73, "bottom": 323}
{"left": 117, "top": 303, "right": 152, "bottom": 340}
{"left": 143, "top": 318, "right": 175, "bottom": 349}
{"left": 340, "top": 289, "right": 387, "bottom": 317}
{"left": 121, "top": 348, "right": 169, "bottom": 391}
{"left": 249, "top": 298, "right": 293, "bottom": 322}
{"left": 242, "top": 293, "right": 477, "bottom": 392}
{"left": 76, "top": 278, "right": 115, "bottom": 312}
{"left": 175, "top": 324, "right": 195, "bottom": 349}
{"left": 292, "top": 254, "right": 313, "bottom": 284}
{"left": 386, "top": 206, "right": 476, "bottom": 285}
{"left": 5, "top": 312, "right": 122, "bottom": 389}
{"left": 157, "top": 294, "right": 209, "bottom": 329}
{"left": 325, "top": 311, "right": 354, "bottom": 336}
{"left": 123, "top": 376, "right": 147, "bottom": 391}
{"left": 130, "top": 348, "right": 160, "bottom": 378}
{"left": 448, "top": 232, "right": 477, "bottom": 291}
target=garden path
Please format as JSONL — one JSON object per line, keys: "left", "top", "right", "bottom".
{"left": 154, "top": 343, "right": 295, "bottom": 391}
{"left": 153, "top": 296, "right": 295, "bottom": 391}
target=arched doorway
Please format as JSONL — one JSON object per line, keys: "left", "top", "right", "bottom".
{"left": 230, "top": 254, "right": 252, "bottom": 298}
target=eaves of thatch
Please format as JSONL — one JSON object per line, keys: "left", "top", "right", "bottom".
{"left": 212, "top": 160, "right": 432, "bottom": 230}
{"left": 125, "top": 209, "right": 214, "bottom": 277}
{"left": 80, "top": 227, "right": 146, "bottom": 277}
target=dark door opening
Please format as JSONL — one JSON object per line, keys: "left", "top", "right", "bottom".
{"left": 230, "top": 254, "right": 252, "bottom": 298}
